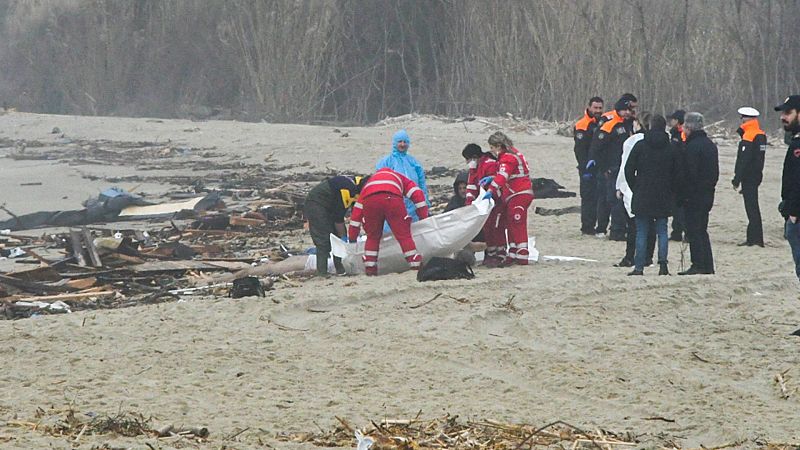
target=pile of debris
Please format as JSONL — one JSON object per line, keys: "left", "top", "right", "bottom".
{"left": 0, "top": 183, "right": 325, "bottom": 319}
{"left": 7, "top": 406, "right": 209, "bottom": 444}
{"left": 277, "top": 415, "right": 640, "bottom": 449}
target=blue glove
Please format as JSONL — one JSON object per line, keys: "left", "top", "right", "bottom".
{"left": 479, "top": 176, "right": 494, "bottom": 186}
{"left": 481, "top": 191, "right": 493, "bottom": 200}
{"left": 585, "top": 160, "right": 596, "bottom": 171}
{"left": 341, "top": 235, "right": 349, "bottom": 243}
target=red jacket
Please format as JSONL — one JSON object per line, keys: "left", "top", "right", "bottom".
{"left": 465, "top": 154, "right": 498, "bottom": 205}
{"left": 348, "top": 168, "right": 429, "bottom": 240}
{"left": 487, "top": 147, "right": 533, "bottom": 201}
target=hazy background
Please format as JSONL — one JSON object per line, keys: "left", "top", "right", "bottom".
{"left": 1, "top": 0, "right": 798, "bottom": 125}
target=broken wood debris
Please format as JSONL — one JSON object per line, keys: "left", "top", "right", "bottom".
{"left": 10, "top": 406, "right": 209, "bottom": 443}
{"left": 276, "top": 415, "right": 641, "bottom": 449}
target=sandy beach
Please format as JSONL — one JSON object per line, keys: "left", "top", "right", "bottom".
{"left": 0, "top": 112, "right": 798, "bottom": 449}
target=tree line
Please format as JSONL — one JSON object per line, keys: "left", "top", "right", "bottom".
{"left": 1, "top": 0, "right": 798, "bottom": 125}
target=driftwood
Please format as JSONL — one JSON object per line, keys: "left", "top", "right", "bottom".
{"left": 14, "top": 291, "right": 115, "bottom": 303}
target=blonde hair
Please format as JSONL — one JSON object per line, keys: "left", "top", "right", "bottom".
{"left": 488, "top": 131, "right": 513, "bottom": 149}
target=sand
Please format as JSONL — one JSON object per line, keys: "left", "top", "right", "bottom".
{"left": 0, "top": 112, "right": 798, "bottom": 449}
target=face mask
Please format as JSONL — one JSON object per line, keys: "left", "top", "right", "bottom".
{"left": 467, "top": 160, "right": 477, "bottom": 169}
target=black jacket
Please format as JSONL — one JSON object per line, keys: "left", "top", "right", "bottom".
{"left": 625, "top": 130, "right": 677, "bottom": 218}
{"left": 588, "top": 111, "right": 629, "bottom": 174}
{"left": 682, "top": 130, "right": 719, "bottom": 206}
{"left": 733, "top": 122, "right": 767, "bottom": 186}
{"left": 781, "top": 133, "right": 800, "bottom": 217}
{"left": 573, "top": 110, "right": 598, "bottom": 174}
{"left": 305, "top": 176, "right": 358, "bottom": 222}
{"left": 444, "top": 171, "right": 468, "bottom": 212}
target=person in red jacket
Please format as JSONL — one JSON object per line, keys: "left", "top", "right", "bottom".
{"left": 481, "top": 131, "right": 534, "bottom": 266}
{"left": 463, "top": 143, "right": 507, "bottom": 266}
{"left": 347, "top": 168, "right": 429, "bottom": 275}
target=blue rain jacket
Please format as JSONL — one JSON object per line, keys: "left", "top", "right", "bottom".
{"left": 375, "top": 130, "right": 429, "bottom": 228}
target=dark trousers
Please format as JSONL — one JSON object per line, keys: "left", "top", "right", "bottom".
{"left": 741, "top": 181, "right": 763, "bottom": 245}
{"left": 671, "top": 202, "right": 685, "bottom": 239}
{"left": 785, "top": 219, "right": 800, "bottom": 281}
{"left": 595, "top": 175, "right": 610, "bottom": 234}
{"left": 624, "top": 216, "right": 655, "bottom": 262}
{"left": 685, "top": 196, "right": 715, "bottom": 273}
{"left": 305, "top": 202, "right": 344, "bottom": 275}
{"left": 608, "top": 169, "right": 627, "bottom": 237}
{"left": 579, "top": 173, "right": 597, "bottom": 233}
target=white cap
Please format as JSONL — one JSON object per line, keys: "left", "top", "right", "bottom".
{"left": 737, "top": 106, "right": 760, "bottom": 117}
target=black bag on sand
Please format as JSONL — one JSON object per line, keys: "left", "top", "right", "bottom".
{"left": 417, "top": 257, "right": 475, "bottom": 282}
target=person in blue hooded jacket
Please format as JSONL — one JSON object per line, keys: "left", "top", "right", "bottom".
{"left": 376, "top": 129, "right": 429, "bottom": 227}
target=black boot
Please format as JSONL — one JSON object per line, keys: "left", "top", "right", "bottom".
{"left": 627, "top": 269, "right": 643, "bottom": 276}
{"left": 658, "top": 262, "right": 669, "bottom": 276}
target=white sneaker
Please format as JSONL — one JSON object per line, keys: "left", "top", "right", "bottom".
{"left": 594, "top": 233, "right": 606, "bottom": 239}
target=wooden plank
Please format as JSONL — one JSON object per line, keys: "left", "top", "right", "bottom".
{"left": 14, "top": 291, "right": 115, "bottom": 303}
{"left": 65, "top": 277, "right": 97, "bottom": 290}
{"left": 0, "top": 274, "right": 76, "bottom": 294}
{"left": 81, "top": 227, "right": 103, "bottom": 267}
{"left": 6, "top": 266, "right": 62, "bottom": 282}
{"left": 131, "top": 260, "right": 251, "bottom": 273}
{"left": 118, "top": 197, "right": 205, "bottom": 218}
{"left": 229, "top": 216, "right": 265, "bottom": 227}
{"left": 69, "top": 229, "right": 87, "bottom": 267}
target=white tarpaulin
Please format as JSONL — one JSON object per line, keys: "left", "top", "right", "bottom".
{"left": 331, "top": 196, "right": 494, "bottom": 275}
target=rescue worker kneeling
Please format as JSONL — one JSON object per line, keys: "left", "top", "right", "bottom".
{"left": 347, "top": 168, "right": 429, "bottom": 275}
{"left": 463, "top": 143, "right": 507, "bottom": 266}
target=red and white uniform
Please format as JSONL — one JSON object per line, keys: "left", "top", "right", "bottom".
{"left": 486, "top": 147, "right": 534, "bottom": 265}
{"left": 466, "top": 154, "right": 507, "bottom": 260}
{"left": 348, "top": 168, "right": 429, "bottom": 275}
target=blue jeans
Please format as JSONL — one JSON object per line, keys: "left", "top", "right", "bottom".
{"left": 634, "top": 215, "right": 668, "bottom": 271}
{"left": 785, "top": 219, "right": 800, "bottom": 281}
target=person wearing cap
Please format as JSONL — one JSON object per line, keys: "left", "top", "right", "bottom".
{"left": 587, "top": 97, "right": 633, "bottom": 240}
{"left": 775, "top": 95, "right": 800, "bottom": 281}
{"left": 304, "top": 175, "right": 365, "bottom": 276}
{"left": 574, "top": 96, "right": 604, "bottom": 235}
{"left": 667, "top": 109, "right": 688, "bottom": 242}
{"left": 678, "top": 112, "right": 719, "bottom": 275}
{"left": 732, "top": 106, "right": 767, "bottom": 247}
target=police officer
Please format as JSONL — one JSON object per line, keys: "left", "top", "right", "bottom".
{"left": 587, "top": 98, "right": 632, "bottom": 240}
{"left": 304, "top": 175, "right": 363, "bottom": 276}
{"left": 574, "top": 96, "right": 604, "bottom": 235}
{"left": 776, "top": 95, "right": 800, "bottom": 281}
{"left": 732, "top": 106, "right": 767, "bottom": 247}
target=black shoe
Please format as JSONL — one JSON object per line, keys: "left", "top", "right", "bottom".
{"left": 614, "top": 258, "right": 633, "bottom": 268}
{"left": 645, "top": 259, "right": 654, "bottom": 267}
{"left": 679, "top": 266, "right": 714, "bottom": 275}
{"left": 581, "top": 230, "right": 595, "bottom": 236}
{"left": 609, "top": 232, "right": 627, "bottom": 242}
{"left": 627, "top": 269, "right": 643, "bottom": 276}
{"left": 658, "top": 263, "right": 669, "bottom": 276}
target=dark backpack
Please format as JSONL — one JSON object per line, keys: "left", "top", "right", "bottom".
{"left": 416, "top": 257, "right": 475, "bottom": 282}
